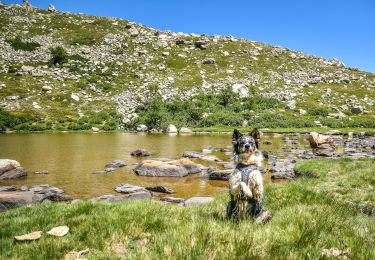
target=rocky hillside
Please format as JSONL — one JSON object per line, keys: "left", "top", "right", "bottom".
{"left": 0, "top": 3, "right": 374, "bottom": 131}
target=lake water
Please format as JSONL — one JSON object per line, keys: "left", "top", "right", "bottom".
{"left": 0, "top": 132, "right": 311, "bottom": 199}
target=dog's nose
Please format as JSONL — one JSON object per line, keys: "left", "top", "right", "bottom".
{"left": 245, "top": 144, "right": 251, "bottom": 149}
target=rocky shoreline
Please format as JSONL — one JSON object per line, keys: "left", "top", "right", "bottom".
{"left": 1, "top": 133, "right": 374, "bottom": 212}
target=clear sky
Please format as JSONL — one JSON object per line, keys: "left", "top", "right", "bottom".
{"left": 4, "top": 0, "right": 375, "bottom": 73}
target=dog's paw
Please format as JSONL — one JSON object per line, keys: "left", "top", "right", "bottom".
{"left": 255, "top": 210, "right": 273, "bottom": 224}
{"left": 240, "top": 182, "right": 252, "bottom": 198}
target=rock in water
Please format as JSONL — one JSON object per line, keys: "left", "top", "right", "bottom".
{"left": 115, "top": 183, "right": 146, "bottom": 194}
{"left": 0, "top": 185, "right": 17, "bottom": 192}
{"left": 105, "top": 160, "right": 126, "bottom": 168}
{"left": 145, "top": 186, "right": 175, "bottom": 194}
{"left": 308, "top": 132, "right": 335, "bottom": 148}
{"left": 0, "top": 159, "right": 20, "bottom": 174}
{"left": 15, "top": 231, "right": 42, "bottom": 241}
{"left": 208, "top": 169, "right": 232, "bottom": 180}
{"left": 47, "top": 226, "right": 69, "bottom": 237}
{"left": 130, "top": 149, "right": 150, "bottom": 157}
{"left": 133, "top": 158, "right": 201, "bottom": 177}
{"left": 0, "top": 159, "right": 27, "bottom": 180}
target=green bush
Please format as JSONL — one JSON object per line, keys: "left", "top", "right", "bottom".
{"left": 307, "top": 106, "right": 331, "bottom": 117}
{"left": 49, "top": 46, "right": 68, "bottom": 65}
{"left": 6, "top": 37, "right": 41, "bottom": 52}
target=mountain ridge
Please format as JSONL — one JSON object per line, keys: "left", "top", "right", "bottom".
{"left": 0, "top": 3, "right": 374, "bottom": 131}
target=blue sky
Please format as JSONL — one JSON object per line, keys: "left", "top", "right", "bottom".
{"left": 5, "top": 0, "right": 375, "bottom": 73}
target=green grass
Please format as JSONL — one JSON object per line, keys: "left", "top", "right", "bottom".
{"left": 0, "top": 158, "right": 374, "bottom": 259}
{"left": 192, "top": 126, "right": 375, "bottom": 135}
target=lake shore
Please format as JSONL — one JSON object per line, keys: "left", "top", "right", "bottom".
{"left": 1, "top": 126, "right": 374, "bottom": 135}
{"left": 0, "top": 158, "right": 373, "bottom": 259}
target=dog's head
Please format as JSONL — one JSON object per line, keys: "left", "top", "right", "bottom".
{"left": 232, "top": 129, "right": 262, "bottom": 166}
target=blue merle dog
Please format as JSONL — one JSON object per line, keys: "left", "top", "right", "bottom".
{"left": 227, "top": 129, "right": 272, "bottom": 223}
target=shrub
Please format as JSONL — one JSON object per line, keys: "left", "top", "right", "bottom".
{"left": 49, "top": 46, "right": 68, "bottom": 65}
{"left": 6, "top": 37, "right": 41, "bottom": 52}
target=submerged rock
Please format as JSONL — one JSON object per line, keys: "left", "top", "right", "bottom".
{"left": 134, "top": 158, "right": 201, "bottom": 177}
{"left": 105, "top": 160, "right": 126, "bottom": 169}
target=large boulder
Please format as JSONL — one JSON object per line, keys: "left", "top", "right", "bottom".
{"left": 0, "top": 159, "right": 20, "bottom": 174}
{"left": 308, "top": 132, "right": 335, "bottom": 148}
{"left": 166, "top": 124, "right": 178, "bottom": 133}
{"left": 136, "top": 124, "right": 148, "bottom": 132}
{"left": 0, "top": 159, "right": 27, "bottom": 180}
{"left": 0, "top": 192, "right": 34, "bottom": 212}
{"left": 134, "top": 158, "right": 201, "bottom": 177}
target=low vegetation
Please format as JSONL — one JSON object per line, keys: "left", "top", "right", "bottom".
{"left": 6, "top": 37, "right": 41, "bottom": 52}
{"left": 0, "top": 158, "right": 373, "bottom": 259}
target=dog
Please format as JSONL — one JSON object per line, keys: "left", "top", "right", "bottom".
{"left": 227, "top": 129, "right": 272, "bottom": 223}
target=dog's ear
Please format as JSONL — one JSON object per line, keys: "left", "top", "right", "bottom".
{"left": 249, "top": 128, "right": 260, "bottom": 139}
{"left": 232, "top": 129, "right": 242, "bottom": 153}
{"left": 249, "top": 128, "right": 260, "bottom": 149}
{"left": 232, "top": 129, "right": 242, "bottom": 141}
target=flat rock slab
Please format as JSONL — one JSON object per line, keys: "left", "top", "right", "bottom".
{"left": 160, "top": 197, "right": 185, "bottom": 204}
{"left": 184, "top": 197, "right": 214, "bottom": 206}
{"left": 146, "top": 186, "right": 175, "bottom": 194}
{"left": 0, "top": 191, "right": 34, "bottom": 212}
{"left": 0, "top": 185, "right": 17, "bottom": 192}
{"left": 115, "top": 183, "right": 146, "bottom": 194}
{"left": 90, "top": 192, "right": 151, "bottom": 202}
{"left": 47, "top": 226, "right": 69, "bottom": 237}
{"left": 134, "top": 158, "right": 201, "bottom": 177}
{"left": 15, "top": 231, "right": 42, "bottom": 241}
{"left": 183, "top": 151, "right": 203, "bottom": 159}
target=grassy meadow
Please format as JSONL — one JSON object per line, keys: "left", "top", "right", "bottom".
{"left": 0, "top": 158, "right": 374, "bottom": 259}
